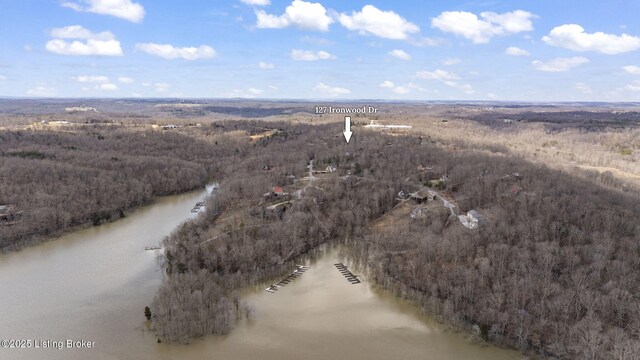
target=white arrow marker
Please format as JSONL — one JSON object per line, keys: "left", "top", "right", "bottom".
{"left": 343, "top": 116, "right": 353, "bottom": 144}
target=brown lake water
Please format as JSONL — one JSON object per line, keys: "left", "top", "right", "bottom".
{"left": 0, "top": 188, "right": 523, "bottom": 360}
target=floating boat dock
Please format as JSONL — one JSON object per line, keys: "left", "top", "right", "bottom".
{"left": 191, "top": 201, "right": 205, "bottom": 213}
{"left": 265, "top": 265, "right": 310, "bottom": 293}
{"left": 334, "top": 263, "right": 361, "bottom": 284}
{"left": 145, "top": 246, "right": 161, "bottom": 251}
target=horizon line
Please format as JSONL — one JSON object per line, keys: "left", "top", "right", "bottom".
{"left": 1, "top": 96, "right": 640, "bottom": 106}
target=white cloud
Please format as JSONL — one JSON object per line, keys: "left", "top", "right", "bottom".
{"left": 118, "top": 77, "right": 134, "bottom": 83}
{"left": 247, "top": 88, "right": 263, "bottom": 96}
{"left": 623, "top": 65, "right": 640, "bottom": 75}
{"left": 73, "top": 75, "right": 110, "bottom": 84}
{"left": 256, "top": 0, "right": 333, "bottom": 31}
{"left": 224, "top": 88, "right": 265, "bottom": 98}
{"left": 60, "top": 2, "right": 83, "bottom": 11}
{"left": 154, "top": 83, "right": 170, "bottom": 92}
{"left": 46, "top": 25, "right": 123, "bottom": 56}
{"left": 268, "top": 85, "right": 279, "bottom": 90}
{"left": 99, "top": 83, "right": 118, "bottom": 90}
{"left": 505, "top": 46, "right": 530, "bottom": 56}
{"left": 256, "top": 12, "right": 288, "bottom": 29}
{"left": 313, "top": 82, "right": 351, "bottom": 97}
{"left": 481, "top": 11, "right": 535, "bottom": 33}
{"left": 416, "top": 69, "right": 473, "bottom": 94}
{"left": 50, "top": 25, "right": 112, "bottom": 40}
{"left": 625, "top": 81, "right": 640, "bottom": 92}
{"left": 241, "top": 0, "right": 270, "bottom": 6}
{"left": 379, "top": 80, "right": 418, "bottom": 95}
{"left": 299, "top": 36, "right": 333, "bottom": 46}
{"left": 135, "top": 43, "right": 216, "bottom": 60}
{"left": 416, "top": 69, "right": 459, "bottom": 81}
{"left": 388, "top": 49, "right": 411, "bottom": 61}
{"left": 46, "top": 39, "right": 123, "bottom": 56}
{"left": 405, "top": 83, "right": 425, "bottom": 91}
{"left": 443, "top": 80, "right": 474, "bottom": 94}
{"left": 61, "top": 0, "right": 145, "bottom": 23}
{"left": 431, "top": 10, "right": 535, "bottom": 44}
{"left": 259, "top": 61, "right": 275, "bottom": 69}
{"left": 442, "top": 57, "right": 461, "bottom": 66}
{"left": 142, "top": 82, "right": 170, "bottom": 92}
{"left": 542, "top": 24, "right": 640, "bottom": 54}
{"left": 27, "top": 86, "right": 56, "bottom": 97}
{"left": 290, "top": 49, "right": 334, "bottom": 61}
{"left": 379, "top": 80, "right": 395, "bottom": 88}
{"left": 532, "top": 56, "right": 590, "bottom": 72}
{"left": 574, "top": 82, "right": 593, "bottom": 94}
{"left": 339, "top": 5, "right": 420, "bottom": 40}
{"left": 0, "top": 75, "right": 6, "bottom": 81}
{"left": 392, "top": 86, "right": 411, "bottom": 94}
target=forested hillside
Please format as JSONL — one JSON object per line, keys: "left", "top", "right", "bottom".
{"left": 0, "top": 127, "right": 243, "bottom": 251}
{"left": 151, "top": 121, "right": 640, "bottom": 359}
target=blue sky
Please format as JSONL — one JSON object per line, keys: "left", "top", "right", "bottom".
{"left": 1, "top": 0, "right": 640, "bottom": 101}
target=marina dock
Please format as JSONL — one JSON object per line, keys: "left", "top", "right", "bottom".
{"left": 191, "top": 201, "right": 205, "bottom": 213}
{"left": 334, "top": 263, "right": 361, "bottom": 284}
{"left": 265, "top": 265, "right": 310, "bottom": 293}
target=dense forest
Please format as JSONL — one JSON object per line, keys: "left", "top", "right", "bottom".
{"left": 467, "top": 110, "right": 640, "bottom": 131}
{"left": 149, "top": 121, "right": 639, "bottom": 359}
{"left": 0, "top": 126, "right": 246, "bottom": 251}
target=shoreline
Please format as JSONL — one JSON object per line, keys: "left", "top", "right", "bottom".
{"left": 0, "top": 183, "right": 213, "bottom": 254}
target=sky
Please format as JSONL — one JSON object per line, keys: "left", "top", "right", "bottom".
{"left": 1, "top": 0, "right": 640, "bottom": 101}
